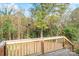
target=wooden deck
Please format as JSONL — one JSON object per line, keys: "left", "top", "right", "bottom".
{"left": 41, "top": 49, "right": 78, "bottom": 56}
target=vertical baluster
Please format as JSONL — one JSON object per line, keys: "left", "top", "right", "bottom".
{"left": 23, "top": 43, "right": 25, "bottom": 56}
{"left": 50, "top": 40, "right": 52, "bottom": 51}
{"left": 35, "top": 41, "right": 37, "bottom": 55}
{"left": 50, "top": 40, "right": 52, "bottom": 52}
{"left": 25, "top": 42, "right": 27, "bottom": 55}
{"left": 55, "top": 39, "right": 58, "bottom": 50}
{"left": 23, "top": 43, "right": 26, "bottom": 56}
{"left": 48, "top": 40, "right": 50, "bottom": 52}
{"left": 15, "top": 44, "right": 17, "bottom": 56}
{"left": 47, "top": 40, "right": 48, "bottom": 52}
{"left": 18, "top": 43, "right": 20, "bottom": 56}
{"left": 16, "top": 43, "right": 18, "bottom": 56}
{"left": 22, "top": 43, "right": 23, "bottom": 56}
{"left": 10, "top": 45, "right": 12, "bottom": 56}
{"left": 29, "top": 42, "right": 31, "bottom": 55}
{"left": 31, "top": 42, "right": 34, "bottom": 54}
{"left": 27, "top": 42, "right": 28, "bottom": 55}
{"left": 21, "top": 43, "right": 23, "bottom": 56}
{"left": 20, "top": 43, "right": 22, "bottom": 56}
{"left": 28, "top": 42, "right": 30, "bottom": 55}
{"left": 34, "top": 42, "right": 35, "bottom": 55}
{"left": 44, "top": 40, "right": 45, "bottom": 53}
{"left": 36, "top": 41, "right": 38, "bottom": 55}
{"left": 53, "top": 40, "right": 56, "bottom": 51}
{"left": 8, "top": 45, "right": 9, "bottom": 56}
{"left": 35, "top": 41, "right": 36, "bottom": 54}
{"left": 19, "top": 43, "right": 21, "bottom": 56}
{"left": 11, "top": 45, "right": 13, "bottom": 56}
{"left": 52, "top": 40, "right": 54, "bottom": 51}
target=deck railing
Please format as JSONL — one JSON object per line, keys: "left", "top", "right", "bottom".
{"left": 4, "top": 36, "right": 74, "bottom": 56}
{"left": 0, "top": 41, "right": 5, "bottom": 56}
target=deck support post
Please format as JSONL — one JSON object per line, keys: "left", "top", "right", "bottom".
{"left": 41, "top": 40, "right": 44, "bottom": 54}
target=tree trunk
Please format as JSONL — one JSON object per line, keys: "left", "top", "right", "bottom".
{"left": 40, "top": 29, "right": 43, "bottom": 38}
{"left": 17, "top": 31, "right": 20, "bottom": 39}
{"left": 12, "top": 33, "right": 15, "bottom": 40}
{"left": 17, "top": 18, "right": 21, "bottom": 39}
{"left": 50, "top": 29, "right": 53, "bottom": 37}
{"left": 21, "top": 32, "right": 23, "bottom": 39}
{"left": 8, "top": 32, "right": 11, "bottom": 40}
{"left": 26, "top": 29, "right": 30, "bottom": 38}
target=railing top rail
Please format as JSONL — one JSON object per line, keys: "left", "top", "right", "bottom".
{"left": 5, "top": 36, "right": 73, "bottom": 45}
{"left": 63, "top": 36, "right": 73, "bottom": 46}
{"left": 5, "top": 36, "right": 64, "bottom": 44}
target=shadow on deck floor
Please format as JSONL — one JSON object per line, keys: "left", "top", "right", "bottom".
{"left": 40, "top": 49, "right": 78, "bottom": 56}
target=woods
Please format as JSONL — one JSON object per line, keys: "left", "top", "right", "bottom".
{"left": 0, "top": 3, "right": 79, "bottom": 41}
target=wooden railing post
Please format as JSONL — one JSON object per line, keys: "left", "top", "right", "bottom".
{"left": 72, "top": 45, "right": 74, "bottom": 51}
{"left": 63, "top": 37, "right": 74, "bottom": 51}
{"left": 62, "top": 39, "right": 65, "bottom": 49}
{"left": 0, "top": 41, "right": 5, "bottom": 56}
{"left": 70, "top": 44, "right": 74, "bottom": 52}
{"left": 41, "top": 40, "right": 44, "bottom": 54}
{"left": 69, "top": 43, "right": 74, "bottom": 52}
{"left": 4, "top": 44, "right": 6, "bottom": 56}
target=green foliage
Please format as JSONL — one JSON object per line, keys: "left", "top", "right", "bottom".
{"left": 62, "top": 7, "right": 79, "bottom": 41}
{"left": 35, "top": 20, "right": 48, "bottom": 30}
{"left": 3, "top": 19, "right": 16, "bottom": 33}
{"left": 63, "top": 26, "right": 78, "bottom": 41}
{"left": 0, "top": 28, "right": 3, "bottom": 39}
{"left": 30, "top": 3, "right": 69, "bottom": 38}
{"left": 0, "top": 3, "right": 70, "bottom": 40}
{"left": 75, "top": 49, "right": 79, "bottom": 54}
{"left": 1, "top": 19, "right": 17, "bottom": 40}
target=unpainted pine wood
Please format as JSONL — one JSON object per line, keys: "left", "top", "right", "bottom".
{"left": 51, "top": 40, "right": 55, "bottom": 51}
{"left": 49, "top": 40, "right": 53, "bottom": 52}
{"left": 37, "top": 41, "right": 42, "bottom": 54}
{"left": 44, "top": 40, "right": 51, "bottom": 53}
{"left": 53, "top": 40, "right": 56, "bottom": 51}
{"left": 10, "top": 44, "right": 14, "bottom": 56}
{"left": 5, "top": 37, "right": 73, "bottom": 56}
{"left": 21, "top": 43, "right": 24, "bottom": 56}
{"left": 44, "top": 41, "right": 48, "bottom": 53}
{"left": 0, "top": 46, "right": 4, "bottom": 56}
{"left": 13, "top": 44, "right": 17, "bottom": 56}
{"left": 35, "top": 41, "right": 37, "bottom": 54}
{"left": 47, "top": 40, "right": 50, "bottom": 52}
{"left": 29, "top": 42, "right": 35, "bottom": 55}
{"left": 5, "top": 45, "right": 8, "bottom": 56}
{"left": 26, "top": 42, "right": 29, "bottom": 55}
{"left": 5, "top": 45, "right": 9, "bottom": 56}
{"left": 24, "top": 42, "right": 27, "bottom": 55}
{"left": 16, "top": 43, "right": 20, "bottom": 56}
{"left": 49, "top": 40, "right": 52, "bottom": 52}
{"left": 41, "top": 41, "right": 44, "bottom": 54}
{"left": 17, "top": 43, "right": 21, "bottom": 56}
{"left": 7, "top": 44, "right": 12, "bottom": 56}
